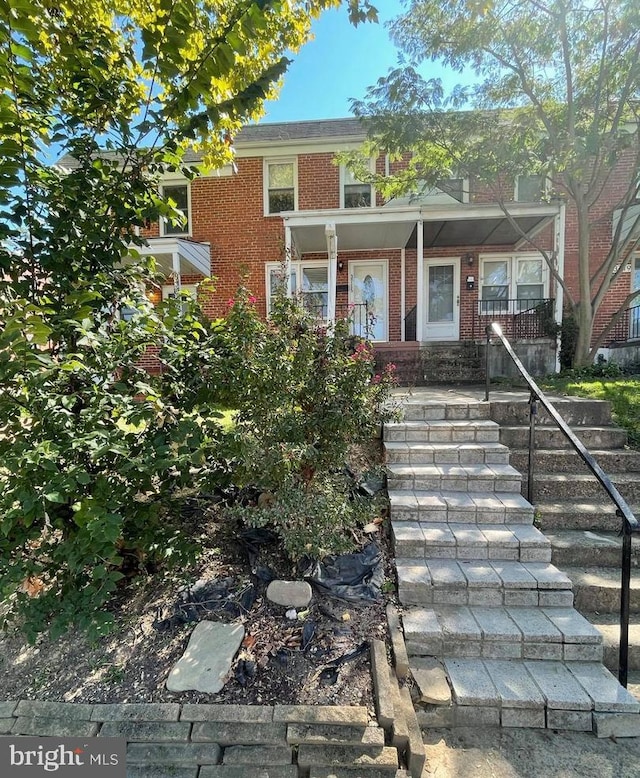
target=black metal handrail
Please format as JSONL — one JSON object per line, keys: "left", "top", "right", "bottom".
{"left": 485, "top": 321, "right": 640, "bottom": 688}
{"left": 604, "top": 303, "right": 640, "bottom": 345}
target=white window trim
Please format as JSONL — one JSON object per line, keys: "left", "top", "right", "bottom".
{"left": 263, "top": 157, "right": 298, "bottom": 216}
{"left": 161, "top": 284, "right": 198, "bottom": 301}
{"left": 160, "top": 179, "right": 191, "bottom": 237}
{"left": 479, "top": 252, "right": 549, "bottom": 312}
{"left": 265, "top": 260, "right": 328, "bottom": 315}
{"left": 339, "top": 159, "right": 376, "bottom": 209}
{"left": 514, "top": 174, "right": 550, "bottom": 203}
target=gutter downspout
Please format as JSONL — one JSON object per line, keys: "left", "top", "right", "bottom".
{"left": 554, "top": 202, "right": 566, "bottom": 373}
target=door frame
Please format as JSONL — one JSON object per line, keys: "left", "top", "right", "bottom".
{"left": 423, "top": 257, "right": 460, "bottom": 341}
{"left": 349, "top": 259, "right": 389, "bottom": 341}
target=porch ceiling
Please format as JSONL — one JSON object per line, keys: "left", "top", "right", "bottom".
{"left": 131, "top": 236, "right": 211, "bottom": 276}
{"left": 284, "top": 203, "right": 559, "bottom": 254}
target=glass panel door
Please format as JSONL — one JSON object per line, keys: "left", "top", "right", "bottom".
{"left": 424, "top": 258, "right": 460, "bottom": 340}
{"left": 350, "top": 261, "right": 388, "bottom": 341}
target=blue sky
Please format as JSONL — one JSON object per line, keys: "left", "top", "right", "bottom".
{"left": 262, "top": 2, "right": 463, "bottom": 123}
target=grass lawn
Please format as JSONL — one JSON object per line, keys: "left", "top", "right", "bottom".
{"left": 541, "top": 373, "right": 640, "bottom": 448}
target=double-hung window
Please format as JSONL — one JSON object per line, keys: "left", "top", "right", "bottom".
{"left": 341, "top": 164, "right": 373, "bottom": 208}
{"left": 265, "top": 159, "right": 296, "bottom": 214}
{"left": 161, "top": 183, "right": 190, "bottom": 235}
{"left": 266, "top": 262, "right": 328, "bottom": 317}
{"left": 515, "top": 174, "right": 546, "bottom": 203}
{"left": 480, "top": 254, "right": 547, "bottom": 313}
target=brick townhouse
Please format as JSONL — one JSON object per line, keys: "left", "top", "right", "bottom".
{"left": 84, "top": 118, "right": 640, "bottom": 381}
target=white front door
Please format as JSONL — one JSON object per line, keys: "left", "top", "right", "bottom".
{"left": 424, "top": 258, "right": 460, "bottom": 341}
{"left": 350, "top": 260, "right": 388, "bottom": 341}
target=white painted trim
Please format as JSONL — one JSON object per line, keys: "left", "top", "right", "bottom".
{"left": 263, "top": 157, "right": 298, "bottom": 216}
{"left": 236, "top": 139, "right": 366, "bottom": 157}
{"left": 339, "top": 159, "right": 376, "bottom": 210}
{"left": 514, "top": 173, "right": 550, "bottom": 203}
{"left": 265, "top": 259, "right": 329, "bottom": 315}
{"left": 479, "top": 251, "right": 550, "bottom": 304}
{"left": 416, "top": 220, "right": 424, "bottom": 341}
{"left": 285, "top": 226, "right": 293, "bottom": 297}
{"left": 401, "top": 248, "right": 406, "bottom": 342}
{"left": 162, "top": 283, "right": 198, "bottom": 301}
{"left": 325, "top": 223, "right": 338, "bottom": 324}
{"left": 160, "top": 181, "right": 191, "bottom": 238}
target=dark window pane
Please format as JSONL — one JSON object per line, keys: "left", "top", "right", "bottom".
{"left": 344, "top": 184, "right": 371, "bottom": 208}
{"left": 517, "top": 175, "right": 545, "bottom": 202}
{"left": 269, "top": 188, "right": 295, "bottom": 213}
{"left": 162, "top": 184, "right": 189, "bottom": 234}
{"left": 437, "top": 178, "right": 465, "bottom": 202}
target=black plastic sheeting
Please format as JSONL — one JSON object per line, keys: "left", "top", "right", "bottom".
{"left": 301, "top": 542, "right": 384, "bottom": 601}
{"left": 153, "top": 578, "right": 256, "bottom": 631}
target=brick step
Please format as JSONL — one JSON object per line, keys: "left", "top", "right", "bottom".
{"left": 526, "top": 473, "right": 640, "bottom": 503}
{"left": 510, "top": 448, "right": 640, "bottom": 474}
{"left": 385, "top": 441, "right": 510, "bottom": 466}
{"left": 402, "top": 400, "right": 490, "bottom": 421}
{"left": 387, "top": 463, "right": 521, "bottom": 493}
{"left": 499, "top": 425, "right": 626, "bottom": 450}
{"left": 414, "top": 658, "right": 640, "bottom": 735}
{"left": 396, "top": 558, "right": 573, "bottom": 608}
{"left": 384, "top": 419, "right": 500, "bottom": 444}
{"left": 548, "top": 529, "right": 640, "bottom": 569}
{"left": 489, "top": 398, "right": 613, "bottom": 427}
{"left": 533, "top": 500, "right": 636, "bottom": 532}
{"left": 393, "top": 521, "right": 550, "bottom": 563}
{"left": 298, "top": 745, "right": 398, "bottom": 775}
{"left": 586, "top": 615, "right": 640, "bottom": 673}
{"left": 389, "top": 490, "right": 534, "bottom": 525}
{"left": 403, "top": 605, "right": 602, "bottom": 661}
{"left": 563, "top": 566, "right": 640, "bottom": 614}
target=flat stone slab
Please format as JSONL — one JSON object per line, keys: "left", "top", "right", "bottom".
{"left": 273, "top": 706, "right": 369, "bottom": 726}
{"left": 410, "top": 657, "right": 452, "bottom": 705}
{"left": 180, "top": 705, "right": 273, "bottom": 723}
{"left": 222, "top": 746, "right": 292, "bottom": 765}
{"left": 166, "top": 622, "right": 244, "bottom": 693}
{"left": 287, "top": 724, "right": 384, "bottom": 747}
{"left": 127, "top": 743, "right": 221, "bottom": 766}
{"left": 567, "top": 662, "right": 640, "bottom": 712}
{"left": 266, "top": 580, "right": 312, "bottom": 608}
{"left": 483, "top": 659, "right": 545, "bottom": 710}
{"left": 191, "top": 722, "right": 287, "bottom": 745}
{"left": 594, "top": 712, "right": 640, "bottom": 738}
{"left": 298, "top": 744, "right": 398, "bottom": 770}
{"left": 444, "top": 658, "right": 499, "bottom": 706}
{"left": 200, "top": 768, "right": 297, "bottom": 778}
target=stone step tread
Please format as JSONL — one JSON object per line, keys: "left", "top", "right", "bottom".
{"left": 384, "top": 441, "right": 510, "bottom": 464}
{"left": 562, "top": 565, "right": 640, "bottom": 590}
{"left": 309, "top": 770, "right": 408, "bottom": 778}
{"left": 297, "top": 745, "right": 398, "bottom": 771}
{"left": 536, "top": 500, "right": 638, "bottom": 516}
{"left": 403, "top": 605, "right": 603, "bottom": 661}
{"left": 386, "top": 419, "right": 499, "bottom": 430}
{"left": 548, "top": 529, "right": 640, "bottom": 552}
{"left": 401, "top": 400, "right": 490, "bottom": 421}
{"left": 397, "top": 558, "right": 573, "bottom": 590}
{"left": 388, "top": 463, "right": 521, "bottom": 478}
{"left": 393, "top": 521, "right": 550, "bottom": 562}
{"left": 385, "top": 420, "right": 500, "bottom": 443}
{"left": 529, "top": 472, "right": 640, "bottom": 485}
{"left": 444, "top": 658, "right": 640, "bottom": 714}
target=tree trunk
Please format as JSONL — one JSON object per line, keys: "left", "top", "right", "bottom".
{"left": 572, "top": 195, "right": 594, "bottom": 367}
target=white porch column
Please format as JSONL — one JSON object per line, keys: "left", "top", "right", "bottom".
{"left": 325, "top": 222, "right": 337, "bottom": 324}
{"left": 554, "top": 203, "right": 566, "bottom": 373}
{"left": 401, "top": 247, "right": 406, "bottom": 341}
{"left": 416, "top": 220, "right": 424, "bottom": 341}
{"left": 172, "top": 252, "right": 182, "bottom": 296}
{"left": 285, "top": 224, "right": 293, "bottom": 297}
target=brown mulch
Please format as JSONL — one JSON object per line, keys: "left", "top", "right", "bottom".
{"left": 0, "top": 447, "right": 395, "bottom": 710}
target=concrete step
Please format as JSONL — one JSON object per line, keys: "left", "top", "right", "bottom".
{"left": 403, "top": 605, "right": 603, "bottom": 661}
{"left": 385, "top": 441, "right": 510, "bottom": 466}
{"left": 548, "top": 529, "right": 640, "bottom": 569}
{"left": 584, "top": 614, "right": 640, "bottom": 673}
{"left": 533, "top": 500, "right": 639, "bottom": 532}
{"left": 489, "top": 398, "right": 613, "bottom": 427}
{"left": 393, "top": 521, "right": 551, "bottom": 563}
{"left": 499, "top": 425, "right": 627, "bottom": 450}
{"left": 527, "top": 473, "right": 640, "bottom": 503}
{"left": 389, "top": 489, "right": 534, "bottom": 525}
{"left": 510, "top": 448, "right": 640, "bottom": 475}
{"left": 387, "top": 463, "right": 521, "bottom": 493}
{"left": 563, "top": 566, "right": 640, "bottom": 614}
{"left": 415, "top": 658, "right": 640, "bottom": 734}
{"left": 310, "top": 771, "right": 409, "bottom": 778}
{"left": 402, "top": 400, "right": 490, "bottom": 421}
{"left": 286, "top": 724, "right": 385, "bottom": 748}
{"left": 384, "top": 419, "right": 500, "bottom": 444}
{"left": 396, "top": 558, "right": 573, "bottom": 609}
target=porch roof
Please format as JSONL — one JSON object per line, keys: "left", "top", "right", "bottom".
{"left": 282, "top": 202, "right": 559, "bottom": 254}
{"left": 131, "top": 236, "right": 211, "bottom": 277}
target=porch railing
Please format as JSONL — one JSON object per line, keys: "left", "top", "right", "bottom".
{"left": 472, "top": 298, "right": 555, "bottom": 341}
{"left": 305, "top": 302, "right": 373, "bottom": 337}
{"left": 603, "top": 304, "right": 640, "bottom": 345}
{"left": 485, "top": 321, "right": 640, "bottom": 688}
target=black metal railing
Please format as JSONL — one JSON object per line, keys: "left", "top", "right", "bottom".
{"left": 305, "top": 301, "right": 373, "bottom": 338}
{"left": 473, "top": 298, "right": 555, "bottom": 340}
{"left": 603, "top": 304, "right": 640, "bottom": 345}
{"left": 485, "top": 321, "right": 640, "bottom": 687}
{"left": 404, "top": 305, "right": 417, "bottom": 342}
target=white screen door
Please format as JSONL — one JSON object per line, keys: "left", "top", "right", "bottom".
{"left": 424, "top": 258, "right": 460, "bottom": 340}
{"left": 350, "top": 261, "right": 388, "bottom": 341}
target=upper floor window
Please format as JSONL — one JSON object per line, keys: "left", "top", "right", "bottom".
{"left": 161, "top": 183, "right": 190, "bottom": 235}
{"left": 340, "top": 164, "right": 373, "bottom": 209}
{"left": 265, "top": 159, "right": 297, "bottom": 214}
{"left": 436, "top": 177, "right": 466, "bottom": 203}
{"left": 266, "top": 262, "right": 328, "bottom": 316}
{"left": 480, "top": 254, "right": 547, "bottom": 313}
{"left": 515, "top": 174, "right": 546, "bottom": 203}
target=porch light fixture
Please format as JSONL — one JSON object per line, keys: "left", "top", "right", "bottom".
{"left": 463, "top": 252, "right": 474, "bottom": 266}
{"left": 338, "top": 261, "right": 344, "bottom": 272}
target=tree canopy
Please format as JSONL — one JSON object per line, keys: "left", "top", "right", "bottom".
{"left": 348, "top": 0, "right": 640, "bottom": 365}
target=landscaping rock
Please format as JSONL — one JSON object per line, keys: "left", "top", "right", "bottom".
{"left": 166, "top": 622, "right": 244, "bottom": 693}
{"left": 266, "top": 580, "right": 313, "bottom": 608}
{"left": 410, "top": 657, "right": 452, "bottom": 705}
